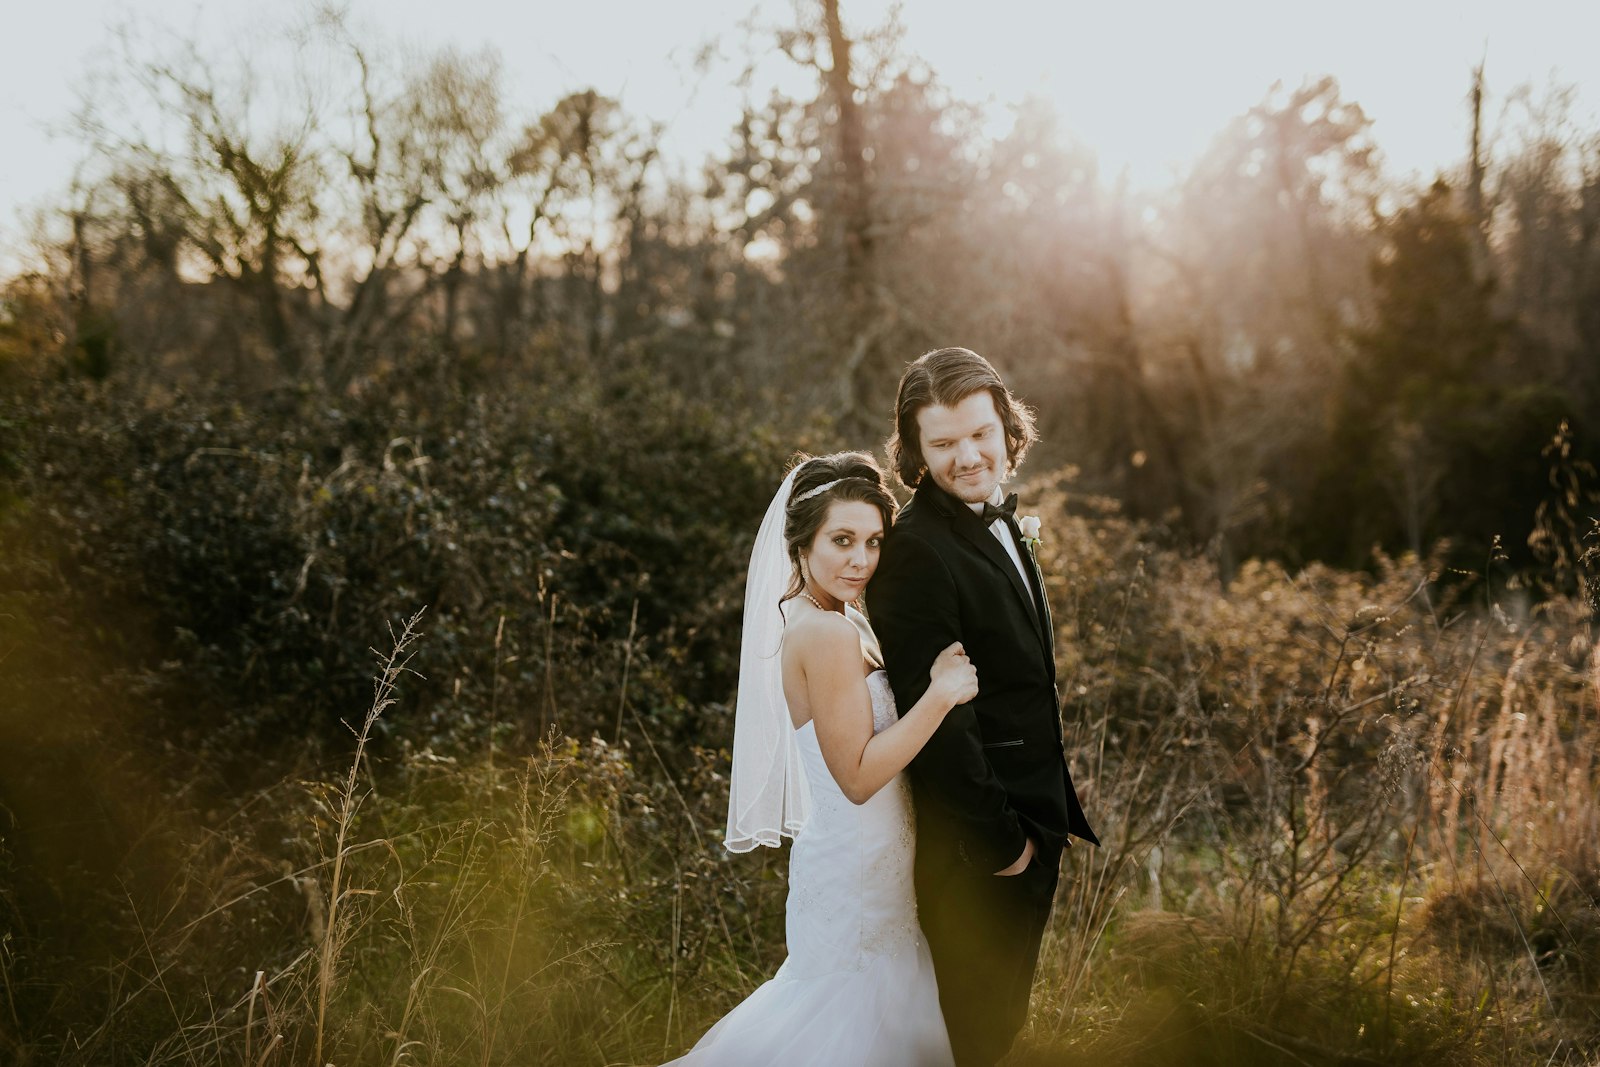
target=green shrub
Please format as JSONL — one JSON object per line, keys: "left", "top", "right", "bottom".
{"left": 0, "top": 370, "right": 789, "bottom": 770}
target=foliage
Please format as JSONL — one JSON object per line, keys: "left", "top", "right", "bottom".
{"left": 8, "top": 11, "right": 1596, "bottom": 571}
{"left": 4, "top": 373, "right": 1598, "bottom": 1063}
{"left": 4, "top": 5, "right": 1600, "bottom": 1064}
{"left": 1303, "top": 179, "right": 1580, "bottom": 572}
{"left": 0, "top": 367, "right": 792, "bottom": 786}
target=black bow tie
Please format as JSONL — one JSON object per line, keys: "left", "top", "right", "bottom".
{"left": 980, "top": 493, "right": 1018, "bottom": 525}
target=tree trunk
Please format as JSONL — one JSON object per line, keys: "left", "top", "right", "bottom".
{"left": 1466, "top": 60, "right": 1491, "bottom": 274}
{"left": 821, "top": 0, "right": 883, "bottom": 429}
{"left": 257, "top": 222, "right": 299, "bottom": 377}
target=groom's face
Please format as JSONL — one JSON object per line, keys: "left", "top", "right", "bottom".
{"left": 916, "top": 391, "right": 1007, "bottom": 505}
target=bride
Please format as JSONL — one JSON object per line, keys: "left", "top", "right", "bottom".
{"left": 664, "top": 452, "right": 976, "bottom": 1067}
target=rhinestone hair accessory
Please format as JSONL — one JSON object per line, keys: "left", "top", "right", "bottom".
{"left": 792, "top": 477, "right": 846, "bottom": 504}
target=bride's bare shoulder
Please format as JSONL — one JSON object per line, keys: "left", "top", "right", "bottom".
{"left": 785, "top": 605, "right": 862, "bottom": 666}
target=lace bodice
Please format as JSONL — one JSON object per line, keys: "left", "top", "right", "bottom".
{"left": 866, "top": 668, "right": 898, "bottom": 733}
{"left": 787, "top": 670, "right": 920, "bottom": 972}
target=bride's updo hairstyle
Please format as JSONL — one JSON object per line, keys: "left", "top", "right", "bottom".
{"left": 781, "top": 452, "right": 897, "bottom": 605}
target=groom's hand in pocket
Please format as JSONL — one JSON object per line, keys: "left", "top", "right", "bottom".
{"left": 993, "top": 835, "right": 1036, "bottom": 876}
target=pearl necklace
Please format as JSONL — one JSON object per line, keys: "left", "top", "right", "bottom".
{"left": 799, "top": 589, "right": 838, "bottom": 613}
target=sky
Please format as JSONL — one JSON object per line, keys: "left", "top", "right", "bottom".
{"left": 3, "top": 0, "right": 1597, "bottom": 267}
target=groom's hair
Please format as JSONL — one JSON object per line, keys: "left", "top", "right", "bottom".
{"left": 886, "top": 347, "right": 1038, "bottom": 489}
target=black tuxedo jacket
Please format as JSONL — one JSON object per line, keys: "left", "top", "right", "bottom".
{"left": 867, "top": 480, "right": 1099, "bottom": 875}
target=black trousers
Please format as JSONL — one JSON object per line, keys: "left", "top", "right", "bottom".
{"left": 917, "top": 845, "right": 1061, "bottom": 1067}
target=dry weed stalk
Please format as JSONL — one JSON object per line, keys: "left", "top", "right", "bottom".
{"left": 313, "top": 608, "right": 426, "bottom": 1066}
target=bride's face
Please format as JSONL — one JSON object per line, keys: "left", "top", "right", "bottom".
{"left": 801, "top": 499, "right": 885, "bottom": 606}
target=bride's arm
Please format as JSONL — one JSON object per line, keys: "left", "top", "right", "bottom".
{"left": 797, "top": 615, "right": 975, "bottom": 805}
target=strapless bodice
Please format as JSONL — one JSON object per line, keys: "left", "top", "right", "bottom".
{"left": 787, "top": 669, "right": 919, "bottom": 972}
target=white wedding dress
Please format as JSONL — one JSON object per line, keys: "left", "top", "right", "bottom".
{"left": 665, "top": 670, "right": 954, "bottom": 1067}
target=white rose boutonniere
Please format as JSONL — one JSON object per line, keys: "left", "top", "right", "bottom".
{"left": 1018, "top": 514, "right": 1042, "bottom": 550}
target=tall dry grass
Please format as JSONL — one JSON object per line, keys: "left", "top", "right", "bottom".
{"left": 0, "top": 610, "right": 734, "bottom": 1066}
{"left": 3, "top": 475, "right": 1597, "bottom": 1066}
{"left": 1009, "top": 483, "right": 1600, "bottom": 1065}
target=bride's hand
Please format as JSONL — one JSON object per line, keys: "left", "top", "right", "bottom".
{"left": 928, "top": 642, "right": 979, "bottom": 711}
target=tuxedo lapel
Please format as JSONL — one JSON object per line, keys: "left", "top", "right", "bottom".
{"left": 921, "top": 482, "right": 1052, "bottom": 663}
{"left": 1016, "top": 526, "right": 1056, "bottom": 679}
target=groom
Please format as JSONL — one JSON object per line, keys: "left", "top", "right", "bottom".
{"left": 867, "top": 347, "right": 1098, "bottom": 1066}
